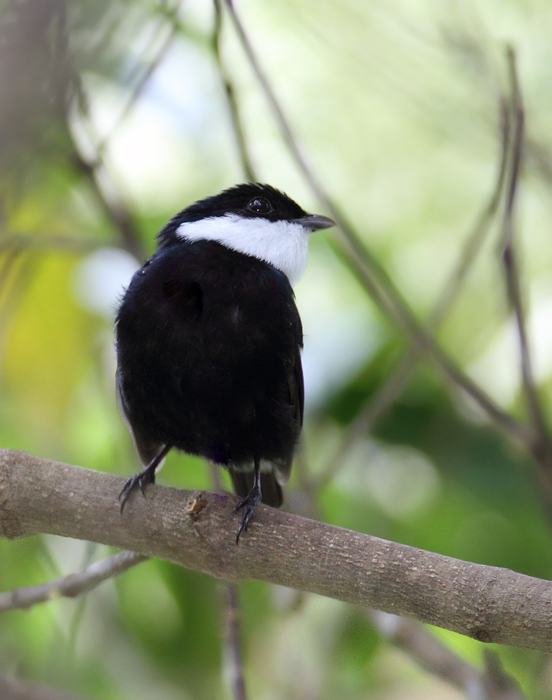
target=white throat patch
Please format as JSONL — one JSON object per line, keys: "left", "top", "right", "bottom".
{"left": 176, "top": 214, "right": 309, "bottom": 284}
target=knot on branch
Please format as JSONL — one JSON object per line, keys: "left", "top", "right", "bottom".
{"left": 471, "top": 626, "right": 493, "bottom": 643}
{"left": 185, "top": 491, "right": 209, "bottom": 520}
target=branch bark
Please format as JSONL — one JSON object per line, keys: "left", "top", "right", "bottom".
{"left": 1, "top": 449, "right": 551, "bottom": 652}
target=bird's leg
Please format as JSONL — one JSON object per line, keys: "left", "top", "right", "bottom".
{"left": 233, "top": 456, "right": 262, "bottom": 543}
{"left": 119, "top": 444, "right": 171, "bottom": 513}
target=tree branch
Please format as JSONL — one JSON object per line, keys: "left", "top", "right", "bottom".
{"left": 500, "top": 48, "right": 552, "bottom": 487}
{"left": 210, "top": 464, "right": 249, "bottom": 700}
{"left": 224, "top": 584, "right": 248, "bottom": 700}
{"left": 0, "top": 550, "right": 146, "bottom": 612}
{"left": 1, "top": 449, "right": 552, "bottom": 652}
{"left": 70, "top": 151, "right": 145, "bottom": 262}
{"left": 212, "top": 0, "right": 256, "bottom": 182}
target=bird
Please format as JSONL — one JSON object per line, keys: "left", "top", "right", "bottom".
{"left": 115, "top": 183, "right": 335, "bottom": 541}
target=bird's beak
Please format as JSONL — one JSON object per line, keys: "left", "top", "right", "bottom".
{"left": 296, "top": 213, "right": 336, "bottom": 231}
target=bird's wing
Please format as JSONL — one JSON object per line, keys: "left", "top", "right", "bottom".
{"left": 116, "top": 370, "right": 163, "bottom": 466}
{"left": 273, "top": 346, "right": 304, "bottom": 486}
{"left": 290, "top": 345, "right": 305, "bottom": 428}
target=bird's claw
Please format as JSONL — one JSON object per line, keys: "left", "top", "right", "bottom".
{"left": 233, "top": 487, "right": 261, "bottom": 544}
{"left": 118, "top": 470, "right": 155, "bottom": 513}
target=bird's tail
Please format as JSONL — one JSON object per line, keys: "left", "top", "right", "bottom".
{"left": 230, "top": 468, "right": 283, "bottom": 508}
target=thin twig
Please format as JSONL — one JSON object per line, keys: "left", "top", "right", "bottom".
{"left": 222, "top": 0, "right": 535, "bottom": 457}
{"left": 328, "top": 234, "right": 534, "bottom": 447}
{"left": 429, "top": 95, "right": 511, "bottom": 329}
{"left": 221, "top": 0, "right": 326, "bottom": 204}
{"left": 212, "top": 0, "right": 256, "bottom": 181}
{"left": 224, "top": 585, "right": 248, "bottom": 700}
{"left": 70, "top": 150, "right": 145, "bottom": 261}
{"left": 315, "top": 350, "right": 421, "bottom": 490}
{"left": 66, "top": 541, "right": 98, "bottom": 657}
{"left": 70, "top": 77, "right": 146, "bottom": 260}
{"left": 500, "top": 48, "right": 552, "bottom": 481}
{"left": 0, "top": 550, "right": 147, "bottom": 612}
{"left": 209, "top": 464, "right": 250, "bottom": 700}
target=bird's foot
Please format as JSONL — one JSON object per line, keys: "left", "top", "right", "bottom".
{"left": 118, "top": 468, "right": 156, "bottom": 513}
{"left": 233, "top": 485, "right": 261, "bottom": 544}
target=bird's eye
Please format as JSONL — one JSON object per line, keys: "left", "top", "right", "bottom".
{"left": 246, "top": 197, "right": 272, "bottom": 215}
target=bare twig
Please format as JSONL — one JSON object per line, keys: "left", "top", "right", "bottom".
{"left": 328, "top": 232, "right": 534, "bottom": 446}
{"left": 222, "top": 0, "right": 535, "bottom": 456}
{"left": 500, "top": 48, "right": 552, "bottom": 482}
{"left": 68, "top": 51, "right": 147, "bottom": 261}
{"left": 429, "top": 96, "right": 511, "bottom": 330}
{"left": 68, "top": 2, "right": 185, "bottom": 263}
{"left": 314, "top": 350, "right": 422, "bottom": 490}
{"left": 1, "top": 449, "right": 552, "bottom": 652}
{"left": 221, "top": 0, "right": 325, "bottom": 203}
{"left": 0, "top": 550, "right": 146, "bottom": 612}
{"left": 70, "top": 151, "right": 145, "bottom": 261}
{"left": 369, "top": 611, "right": 526, "bottom": 700}
{"left": 210, "top": 462, "right": 250, "bottom": 700}
{"left": 212, "top": 0, "right": 256, "bottom": 181}
{"left": 224, "top": 585, "right": 248, "bottom": 700}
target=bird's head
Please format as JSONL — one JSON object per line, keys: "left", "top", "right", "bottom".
{"left": 157, "top": 183, "right": 335, "bottom": 283}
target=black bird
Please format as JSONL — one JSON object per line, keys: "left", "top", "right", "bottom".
{"left": 115, "top": 183, "right": 335, "bottom": 541}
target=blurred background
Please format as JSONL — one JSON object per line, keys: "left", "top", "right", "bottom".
{"left": 1, "top": 0, "right": 552, "bottom": 697}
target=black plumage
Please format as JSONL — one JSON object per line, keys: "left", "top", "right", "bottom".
{"left": 115, "top": 183, "right": 333, "bottom": 540}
